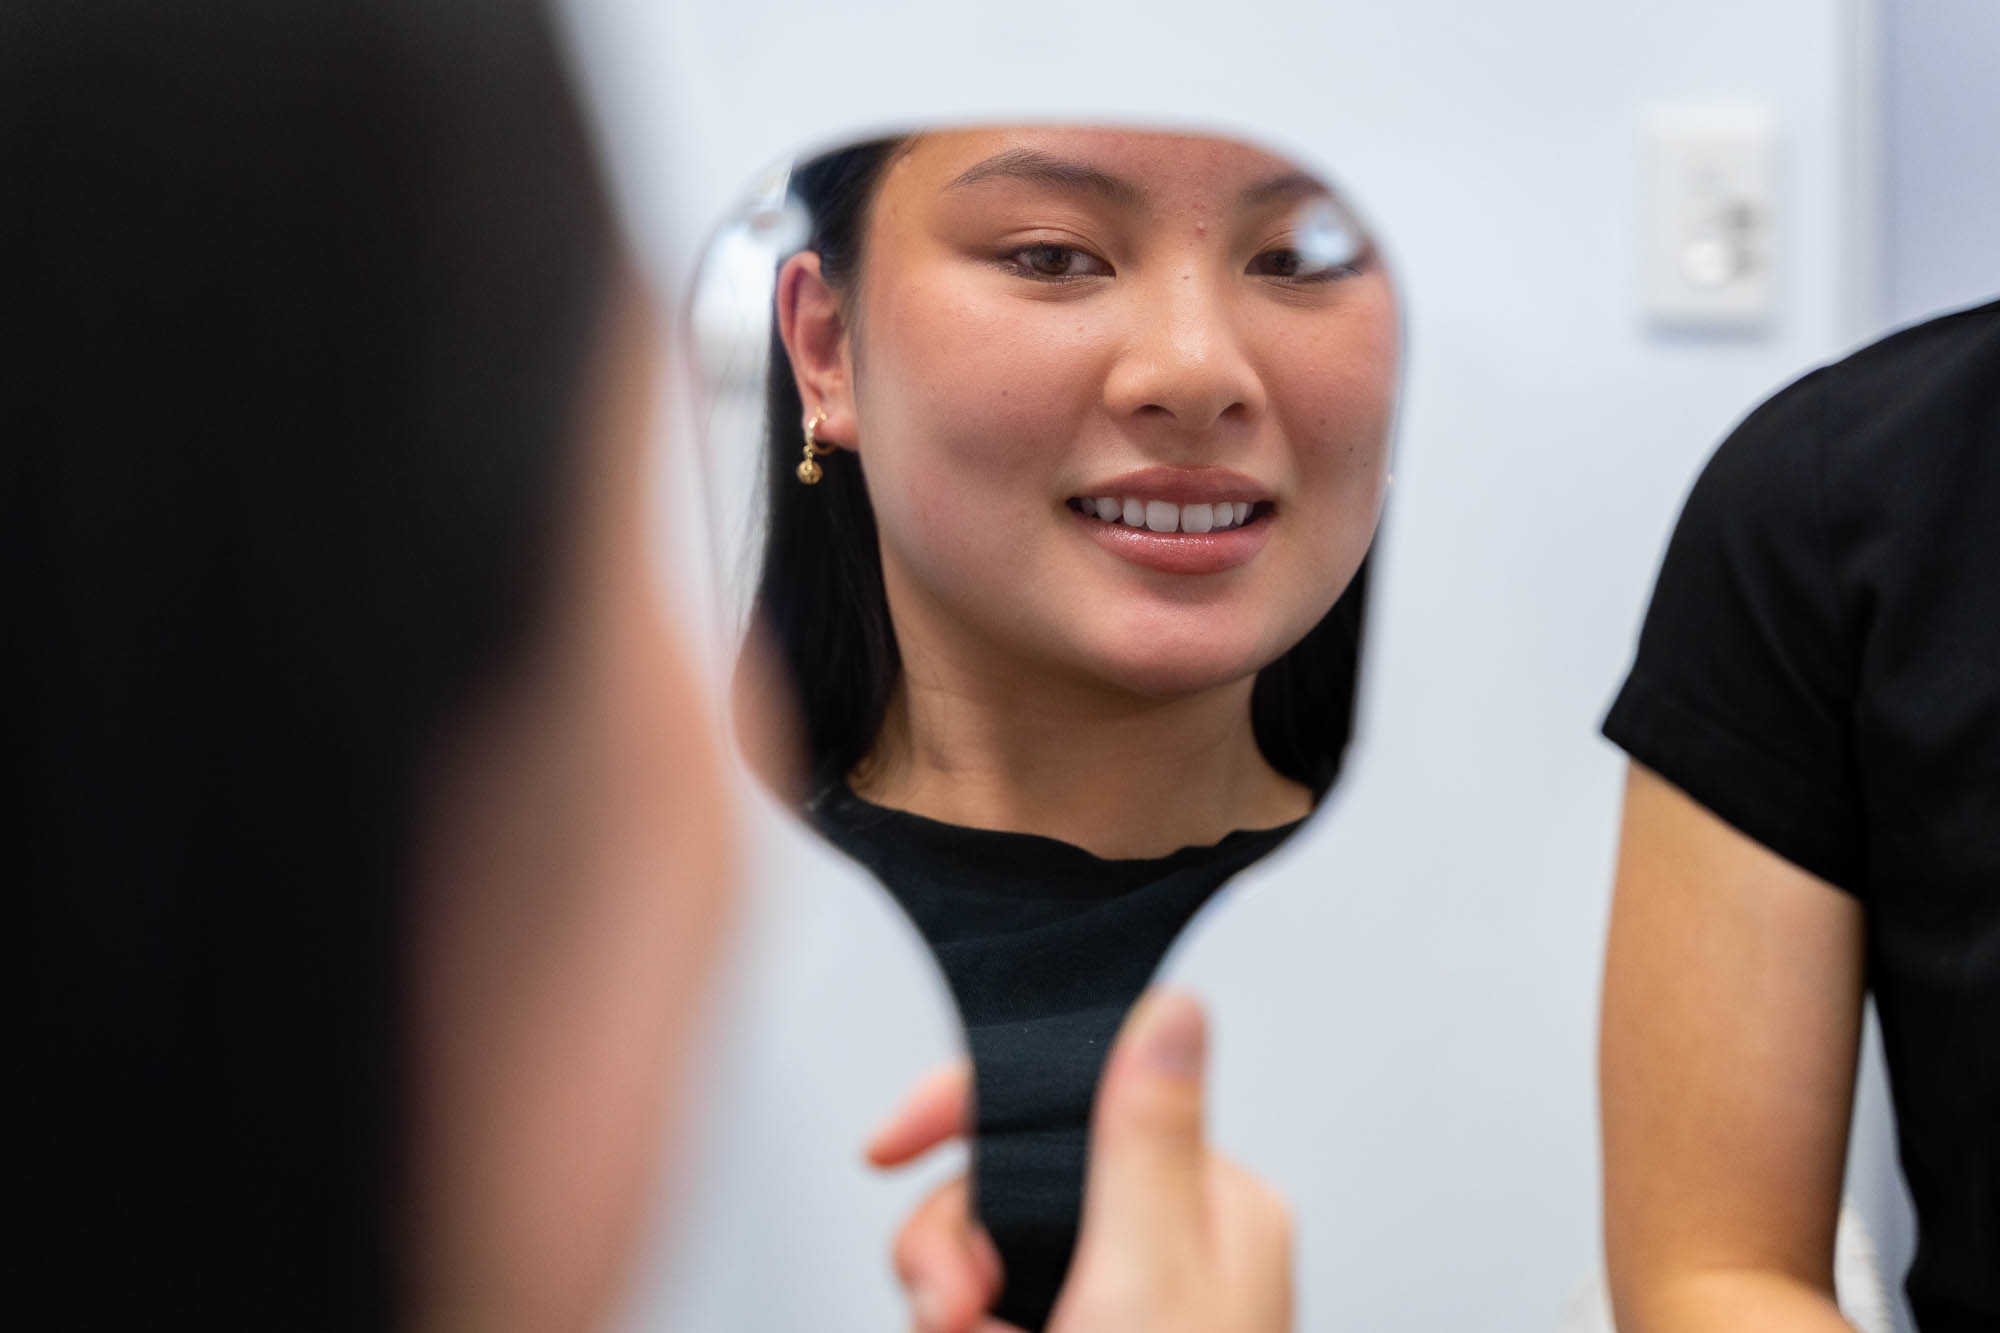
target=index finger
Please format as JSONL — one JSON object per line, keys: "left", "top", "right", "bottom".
{"left": 865, "top": 1057, "right": 973, "bottom": 1168}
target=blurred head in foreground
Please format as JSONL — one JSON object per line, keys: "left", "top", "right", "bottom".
{"left": 6, "top": 2, "right": 728, "bottom": 1329}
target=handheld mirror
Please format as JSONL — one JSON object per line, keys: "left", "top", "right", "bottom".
{"left": 687, "top": 124, "right": 1397, "bottom": 1329}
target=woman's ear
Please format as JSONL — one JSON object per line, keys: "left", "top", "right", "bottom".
{"left": 775, "top": 251, "right": 857, "bottom": 451}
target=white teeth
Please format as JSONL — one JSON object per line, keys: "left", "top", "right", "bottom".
{"left": 1072, "top": 496, "right": 1261, "bottom": 533}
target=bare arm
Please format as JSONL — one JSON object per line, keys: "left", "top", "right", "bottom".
{"left": 1600, "top": 762, "right": 1868, "bottom": 1332}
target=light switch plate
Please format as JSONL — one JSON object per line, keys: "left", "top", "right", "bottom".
{"left": 1640, "top": 102, "right": 1779, "bottom": 331}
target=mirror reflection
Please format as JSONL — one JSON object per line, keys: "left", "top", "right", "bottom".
{"left": 690, "top": 126, "right": 1397, "bottom": 1328}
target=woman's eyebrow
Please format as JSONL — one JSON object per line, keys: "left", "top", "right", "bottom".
{"left": 1239, "top": 171, "right": 1329, "bottom": 208}
{"left": 946, "top": 149, "right": 1145, "bottom": 207}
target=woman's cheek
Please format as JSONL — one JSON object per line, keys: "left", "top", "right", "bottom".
{"left": 1269, "top": 276, "right": 1400, "bottom": 435}
{"left": 1272, "top": 322, "right": 1397, "bottom": 480}
{"left": 877, "top": 270, "right": 1105, "bottom": 466}
{"left": 1263, "top": 336, "right": 1396, "bottom": 608}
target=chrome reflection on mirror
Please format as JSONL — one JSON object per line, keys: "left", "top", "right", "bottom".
{"left": 687, "top": 165, "right": 801, "bottom": 626}
{"left": 685, "top": 126, "right": 1398, "bottom": 1332}
{"left": 1294, "top": 194, "right": 1366, "bottom": 271}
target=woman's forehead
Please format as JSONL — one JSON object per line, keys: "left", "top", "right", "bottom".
{"left": 886, "top": 125, "right": 1325, "bottom": 210}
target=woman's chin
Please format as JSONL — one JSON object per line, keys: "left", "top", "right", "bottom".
{"left": 1070, "top": 637, "right": 1277, "bottom": 703}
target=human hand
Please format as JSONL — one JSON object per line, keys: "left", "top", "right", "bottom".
{"left": 865, "top": 990, "right": 1293, "bottom": 1333}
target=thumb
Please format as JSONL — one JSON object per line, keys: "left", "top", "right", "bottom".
{"left": 1076, "top": 989, "right": 1209, "bottom": 1259}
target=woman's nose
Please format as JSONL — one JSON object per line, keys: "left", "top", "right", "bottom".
{"left": 1102, "top": 270, "right": 1266, "bottom": 436}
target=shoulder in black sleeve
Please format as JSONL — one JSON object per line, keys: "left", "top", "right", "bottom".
{"left": 1605, "top": 298, "right": 2000, "bottom": 901}
{"left": 1603, "top": 358, "right": 1867, "bottom": 891}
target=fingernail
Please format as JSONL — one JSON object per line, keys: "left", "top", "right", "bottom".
{"left": 1140, "top": 992, "right": 1205, "bottom": 1075}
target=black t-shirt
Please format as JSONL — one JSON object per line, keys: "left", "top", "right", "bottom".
{"left": 811, "top": 783, "right": 1300, "bottom": 1331}
{"left": 1603, "top": 298, "right": 2000, "bottom": 1331}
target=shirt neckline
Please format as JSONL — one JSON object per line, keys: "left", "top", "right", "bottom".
{"left": 813, "top": 779, "right": 1307, "bottom": 870}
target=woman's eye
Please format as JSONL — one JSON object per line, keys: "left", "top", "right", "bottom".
{"left": 1248, "top": 247, "right": 1359, "bottom": 282}
{"left": 1006, "top": 244, "right": 1109, "bottom": 280}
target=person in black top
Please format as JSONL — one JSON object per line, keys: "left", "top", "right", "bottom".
{"left": 1600, "top": 298, "right": 2000, "bottom": 1333}
{"left": 741, "top": 127, "right": 1397, "bottom": 1328}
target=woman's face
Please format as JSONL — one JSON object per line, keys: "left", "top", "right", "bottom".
{"left": 791, "top": 127, "right": 1398, "bottom": 701}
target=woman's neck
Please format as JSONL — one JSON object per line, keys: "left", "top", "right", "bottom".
{"left": 849, "top": 664, "right": 1311, "bottom": 860}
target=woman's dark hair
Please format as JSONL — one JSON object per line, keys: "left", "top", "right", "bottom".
{"left": 6, "top": 1, "right": 617, "bottom": 1325}
{"left": 747, "top": 138, "right": 1370, "bottom": 799}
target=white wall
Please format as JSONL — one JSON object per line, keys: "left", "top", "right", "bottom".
{"left": 1883, "top": 0, "right": 2000, "bottom": 325}
{"left": 557, "top": 2, "right": 1902, "bottom": 1328}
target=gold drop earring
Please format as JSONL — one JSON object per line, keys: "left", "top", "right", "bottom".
{"left": 797, "top": 408, "right": 833, "bottom": 485}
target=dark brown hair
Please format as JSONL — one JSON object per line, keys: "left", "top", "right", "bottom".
{"left": 7, "top": 0, "right": 617, "bottom": 1323}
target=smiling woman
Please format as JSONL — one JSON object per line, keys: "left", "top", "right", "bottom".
{"left": 719, "top": 126, "right": 1400, "bottom": 1329}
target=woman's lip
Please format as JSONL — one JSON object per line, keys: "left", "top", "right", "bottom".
{"left": 1071, "top": 506, "right": 1273, "bottom": 575}
{"left": 1071, "top": 466, "right": 1271, "bottom": 506}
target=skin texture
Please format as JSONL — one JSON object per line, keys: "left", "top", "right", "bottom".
{"left": 1599, "top": 762, "right": 1867, "bottom": 1333}
{"left": 869, "top": 991, "right": 1293, "bottom": 1333}
{"left": 777, "top": 127, "right": 1398, "bottom": 858}
{"left": 408, "top": 293, "right": 734, "bottom": 1333}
